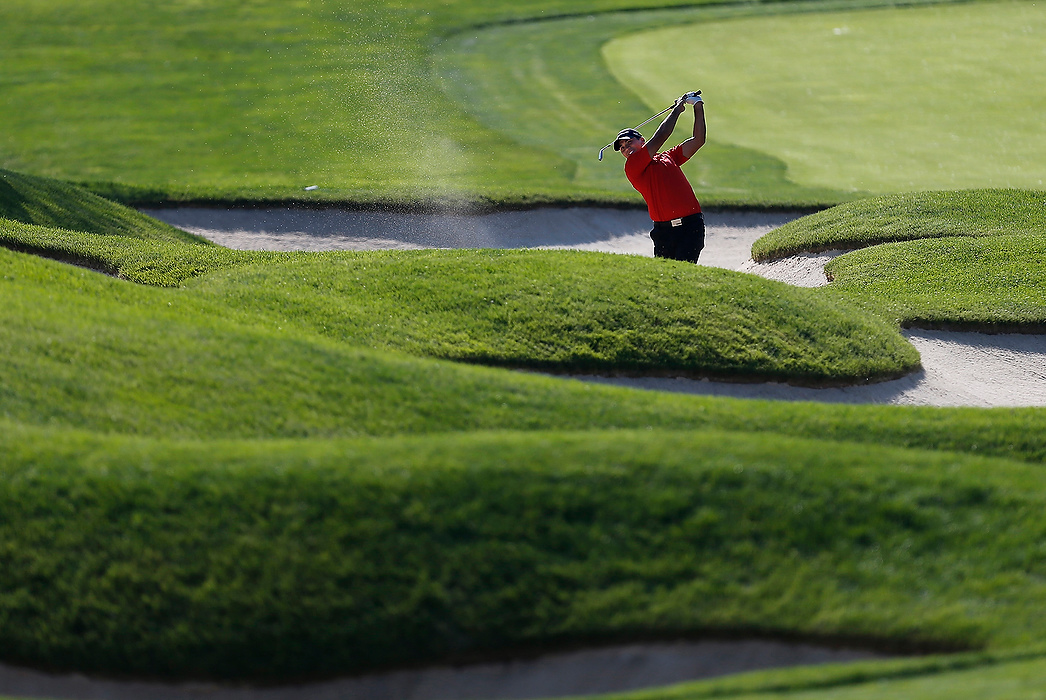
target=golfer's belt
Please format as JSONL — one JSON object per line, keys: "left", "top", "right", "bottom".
{"left": 653, "top": 212, "right": 702, "bottom": 229}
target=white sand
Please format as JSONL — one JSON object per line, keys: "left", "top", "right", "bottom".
{"left": 142, "top": 206, "right": 1046, "bottom": 407}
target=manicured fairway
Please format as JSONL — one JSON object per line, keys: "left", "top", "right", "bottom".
{"left": 4, "top": 0, "right": 1033, "bottom": 207}
{"left": 0, "top": 0, "right": 578, "bottom": 203}
{"left": 604, "top": 0, "right": 1046, "bottom": 194}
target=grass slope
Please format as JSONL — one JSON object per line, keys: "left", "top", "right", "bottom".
{"left": 752, "top": 190, "right": 1046, "bottom": 261}
{"left": 825, "top": 234, "right": 1046, "bottom": 332}
{"left": 748, "top": 189, "right": 1046, "bottom": 331}
{"left": 0, "top": 172, "right": 917, "bottom": 383}
{"left": 185, "top": 248, "right": 917, "bottom": 382}
{"left": 5, "top": 425, "right": 1046, "bottom": 680}
{"left": 3, "top": 181, "right": 1046, "bottom": 695}
{"left": 0, "top": 168, "right": 206, "bottom": 242}
{"left": 1, "top": 177, "right": 1045, "bottom": 463}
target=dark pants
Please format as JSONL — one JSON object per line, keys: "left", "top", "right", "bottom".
{"left": 650, "top": 212, "right": 705, "bottom": 263}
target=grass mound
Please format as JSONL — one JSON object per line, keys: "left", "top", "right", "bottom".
{"left": 752, "top": 190, "right": 1046, "bottom": 261}
{"left": 0, "top": 168, "right": 207, "bottom": 243}
{"left": 746, "top": 189, "right": 1046, "bottom": 330}
{"left": 187, "top": 249, "right": 918, "bottom": 383}
{"left": 5, "top": 424, "right": 1046, "bottom": 680}
{"left": 0, "top": 170, "right": 918, "bottom": 383}
{"left": 4, "top": 173, "right": 1046, "bottom": 696}
{"left": 825, "top": 234, "right": 1046, "bottom": 331}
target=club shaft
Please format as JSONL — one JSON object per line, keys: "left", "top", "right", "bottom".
{"left": 597, "top": 103, "right": 679, "bottom": 159}
{"left": 632, "top": 105, "right": 674, "bottom": 131}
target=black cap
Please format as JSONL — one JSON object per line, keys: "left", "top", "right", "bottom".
{"left": 613, "top": 128, "right": 643, "bottom": 151}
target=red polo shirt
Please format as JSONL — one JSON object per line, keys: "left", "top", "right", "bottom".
{"left": 624, "top": 144, "right": 702, "bottom": 222}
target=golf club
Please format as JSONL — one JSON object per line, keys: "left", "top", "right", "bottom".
{"left": 598, "top": 91, "right": 701, "bottom": 161}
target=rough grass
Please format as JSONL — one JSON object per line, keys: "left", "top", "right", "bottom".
{"left": 3, "top": 172, "right": 1046, "bottom": 693}
{"left": 747, "top": 189, "right": 1046, "bottom": 331}
{"left": 184, "top": 248, "right": 918, "bottom": 382}
{"left": 6, "top": 425, "right": 1046, "bottom": 680}
{"left": 0, "top": 170, "right": 918, "bottom": 384}
{"left": 752, "top": 190, "right": 1046, "bottom": 261}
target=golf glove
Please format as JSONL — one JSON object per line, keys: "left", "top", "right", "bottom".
{"left": 684, "top": 92, "right": 703, "bottom": 105}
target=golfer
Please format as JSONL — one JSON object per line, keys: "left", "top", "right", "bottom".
{"left": 614, "top": 92, "right": 706, "bottom": 262}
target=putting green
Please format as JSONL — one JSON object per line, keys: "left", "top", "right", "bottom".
{"left": 603, "top": 0, "right": 1046, "bottom": 193}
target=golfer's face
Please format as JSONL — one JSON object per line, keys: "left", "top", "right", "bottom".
{"left": 618, "top": 137, "right": 643, "bottom": 157}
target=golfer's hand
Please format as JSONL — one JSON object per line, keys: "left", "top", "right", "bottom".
{"left": 673, "top": 96, "right": 687, "bottom": 113}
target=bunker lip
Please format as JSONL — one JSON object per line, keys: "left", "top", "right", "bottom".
{"left": 0, "top": 630, "right": 961, "bottom": 700}
{"left": 139, "top": 206, "right": 1046, "bottom": 408}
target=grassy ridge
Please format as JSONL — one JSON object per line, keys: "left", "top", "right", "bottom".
{"left": 3, "top": 195, "right": 1046, "bottom": 462}
{"left": 752, "top": 190, "right": 1046, "bottom": 261}
{"left": 0, "top": 170, "right": 918, "bottom": 383}
{"left": 6, "top": 229, "right": 1046, "bottom": 460}
{"left": 5, "top": 424, "right": 1046, "bottom": 680}
{"left": 0, "top": 168, "right": 207, "bottom": 243}
{"left": 825, "top": 234, "right": 1046, "bottom": 331}
{"left": 185, "top": 249, "right": 918, "bottom": 381}
{"left": 748, "top": 190, "right": 1046, "bottom": 331}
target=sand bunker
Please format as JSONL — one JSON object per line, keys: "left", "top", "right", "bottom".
{"left": 143, "top": 206, "right": 1046, "bottom": 407}
{"left": 0, "top": 640, "right": 882, "bottom": 700}
{"left": 139, "top": 206, "right": 797, "bottom": 272}
{"left": 4, "top": 206, "right": 1022, "bottom": 700}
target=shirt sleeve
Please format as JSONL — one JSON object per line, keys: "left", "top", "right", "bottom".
{"left": 665, "top": 144, "right": 692, "bottom": 167}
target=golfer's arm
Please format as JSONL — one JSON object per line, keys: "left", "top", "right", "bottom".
{"left": 679, "top": 102, "right": 706, "bottom": 159}
{"left": 646, "top": 108, "right": 681, "bottom": 155}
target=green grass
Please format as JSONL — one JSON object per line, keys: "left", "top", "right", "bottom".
{"left": 5, "top": 172, "right": 1046, "bottom": 693}
{"left": 824, "top": 234, "right": 1046, "bottom": 331}
{"left": 587, "top": 647, "right": 1046, "bottom": 699}
{"left": 431, "top": 1, "right": 858, "bottom": 207}
{"left": 2, "top": 0, "right": 1046, "bottom": 694}
{"left": 0, "top": 167, "right": 207, "bottom": 243}
{"left": 184, "top": 248, "right": 918, "bottom": 382}
{"left": 2, "top": 0, "right": 1037, "bottom": 207}
{"left": 744, "top": 189, "right": 1046, "bottom": 331}
{"left": 6, "top": 425, "right": 1046, "bottom": 680}
{"left": 0, "top": 170, "right": 918, "bottom": 384}
{"left": 603, "top": 0, "right": 1046, "bottom": 195}
{"left": 752, "top": 190, "right": 1046, "bottom": 261}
